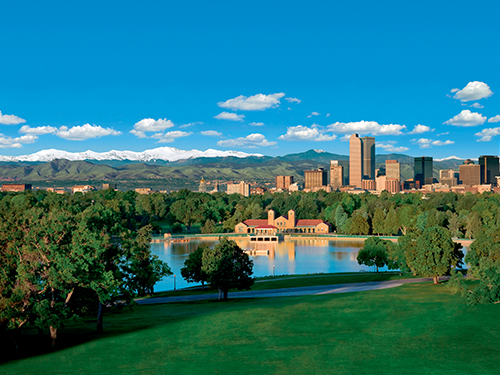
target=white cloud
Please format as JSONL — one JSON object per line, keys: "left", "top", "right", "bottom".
{"left": 443, "top": 110, "right": 487, "bottom": 127}
{"left": 475, "top": 127, "right": 500, "bottom": 142}
{"left": 0, "top": 111, "right": 26, "bottom": 125}
{"left": 249, "top": 122, "right": 264, "bottom": 126}
{"left": 307, "top": 112, "right": 320, "bottom": 118}
{"left": 0, "top": 134, "right": 38, "bottom": 148}
{"left": 327, "top": 120, "right": 406, "bottom": 136}
{"left": 285, "top": 97, "right": 301, "bottom": 104}
{"left": 214, "top": 112, "right": 245, "bottom": 121}
{"left": 326, "top": 113, "right": 331, "bottom": 117}
{"left": 340, "top": 134, "right": 351, "bottom": 142}
{"left": 469, "top": 103, "right": 484, "bottom": 109}
{"left": 437, "top": 132, "right": 449, "bottom": 136}
{"left": 409, "top": 124, "right": 433, "bottom": 134}
{"left": 414, "top": 138, "right": 454, "bottom": 148}
{"left": 278, "top": 125, "right": 337, "bottom": 142}
{"left": 218, "top": 93, "right": 285, "bottom": 111}
{"left": 452, "top": 81, "right": 493, "bottom": 102}
{"left": 432, "top": 140, "right": 454, "bottom": 146}
{"left": 57, "top": 124, "right": 121, "bottom": 141}
{"left": 19, "top": 125, "right": 57, "bottom": 135}
{"left": 287, "top": 107, "right": 292, "bottom": 111}
{"left": 217, "top": 133, "right": 276, "bottom": 148}
{"left": 377, "top": 143, "right": 409, "bottom": 152}
{"left": 151, "top": 131, "right": 192, "bottom": 143}
{"left": 130, "top": 118, "right": 174, "bottom": 138}
{"left": 488, "top": 115, "right": 500, "bottom": 123}
{"left": 200, "top": 130, "right": 222, "bottom": 137}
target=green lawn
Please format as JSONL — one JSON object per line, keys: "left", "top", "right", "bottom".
{"left": 1, "top": 282, "right": 499, "bottom": 374}
{"left": 141, "top": 272, "right": 414, "bottom": 299}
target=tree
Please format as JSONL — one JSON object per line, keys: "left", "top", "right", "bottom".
{"left": 383, "top": 206, "right": 399, "bottom": 235}
{"left": 202, "top": 238, "right": 254, "bottom": 300}
{"left": 405, "top": 227, "right": 463, "bottom": 284}
{"left": 122, "top": 224, "right": 172, "bottom": 296}
{"left": 334, "top": 204, "right": 348, "bottom": 233}
{"left": 357, "top": 237, "right": 393, "bottom": 272}
{"left": 170, "top": 198, "right": 202, "bottom": 232}
{"left": 349, "top": 210, "right": 369, "bottom": 235}
{"left": 372, "top": 208, "right": 385, "bottom": 235}
{"left": 459, "top": 230, "right": 500, "bottom": 304}
{"left": 201, "top": 219, "right": 216, "bottom": 234}
{"left": 181, "top": 246, "right": 208, "bottom": 290}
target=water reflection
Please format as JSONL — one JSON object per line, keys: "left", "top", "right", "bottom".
{"left": 151, "top": 238, "right": 373, "bottom": 292}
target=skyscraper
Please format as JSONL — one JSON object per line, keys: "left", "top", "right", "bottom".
{"left": 361, "top": 136, "right": 375, "bottom": 180}
{"left": 349, "top": 134, "right": 363, "bottom": 187}
{"left": 459, "top": 159, "right": 481, "bottom": 186}
{"left": 305, "top": 168, "right": 327, "bottom": 190}
{"left": 414, "top": 156, "right": 433, "bottom": 186}
{"left": 385, "top": 160, "right": 400, "bottom": 181}
{"left": 330, "top": 160, "right": 343, "bottom": 191}
{"left": 479, "top": 155, "right": 500, "bottom": 186}
{"left": 276, "top": 175, "right": 294, "bottom": 190}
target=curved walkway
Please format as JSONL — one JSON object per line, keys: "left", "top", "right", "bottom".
{"left": 136, "top": 277, "right": 435, "bottom": 305}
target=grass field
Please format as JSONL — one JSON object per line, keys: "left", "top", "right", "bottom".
{"left": 1, "top": 280, "right": 499, "bottom": 375}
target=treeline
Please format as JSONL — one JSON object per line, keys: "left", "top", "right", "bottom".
{"left": 134, "top": 189, "right": 500, "bottom": 239}
{"left": 0, "top": 189, "right": 171, "bottom": 347}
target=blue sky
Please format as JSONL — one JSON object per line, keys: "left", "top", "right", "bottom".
{"left": 1, "top": 0, "right": 500, "bottom": 159}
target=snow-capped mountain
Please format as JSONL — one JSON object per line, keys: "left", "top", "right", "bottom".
{"left": 434, "top": 156, "right": 464, "bottom": 162}
{"left": 0, "top": 147, "right": 264, "bottom": 163}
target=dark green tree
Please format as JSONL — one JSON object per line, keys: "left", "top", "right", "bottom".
{"left": 202, "top": 238, "right": 254, "bottom": 300}
{"left": 372, "top": 208, "right": 385, "bottom": 235}
{"left": 405, "top": 227, "right": 463, "bottom": 284}
{"left": 181, "top": 246, "right": 208, "bottom": 290}
{"left": 357, "top": 237, "right": 394, "bottom": 272}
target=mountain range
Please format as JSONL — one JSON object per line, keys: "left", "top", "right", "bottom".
{"left": 0, "top": 148, "right": 466, "bottom": 190}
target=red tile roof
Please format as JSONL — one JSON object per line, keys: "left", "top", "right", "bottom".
{"left": 242, "top": 219, "right": 268, "bottom": 226}
{"left": 296, "top": 219, "right": 326, "bottom": 227}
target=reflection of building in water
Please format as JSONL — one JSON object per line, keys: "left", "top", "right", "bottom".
{"left": 235, "top": 209, "right": 330, "bottom": 234}
{"left": 282, "top": 240, "right": 296, "bottom": 260}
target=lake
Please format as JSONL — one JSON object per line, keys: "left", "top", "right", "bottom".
{"left": 150, "top": 237, "right": 380, "bottom": 292}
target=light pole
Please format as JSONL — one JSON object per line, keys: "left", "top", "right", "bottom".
{"left": 273, "top": 265, "right": 275, "bottom": 278}
{"left": 173, "top": 274, "right": 176, "bottom": 291}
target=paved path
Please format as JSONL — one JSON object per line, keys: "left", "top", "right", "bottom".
{"left": 136, "top": 277, "right": 435, "bottom": 305}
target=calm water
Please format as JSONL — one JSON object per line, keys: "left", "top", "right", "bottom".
{"left": 150, "top": 238, "right": 381, "bottom": 292}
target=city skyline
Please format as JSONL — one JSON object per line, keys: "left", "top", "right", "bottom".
{"left": 0, "top": 2, "right": 499, "bottom": 159}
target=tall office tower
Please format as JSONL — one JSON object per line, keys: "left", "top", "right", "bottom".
{"left": 414, "top": 156, "right": 433, "bottom": 186}
{"left": 276, "top": 175, "right": 294, "bottom": 190}
{"left": 304, "top": 168, "right": 327, "bottom": 190}
{"left": 349, "top": 134, "right": 363, "bottom": 187}
{"left": 440, "top": 169, "right": 457, "bottom": 186}
{"left": 459, "top": 159, "right": 481, "bottom": 186}
{"left": 385, "top": 160, "right": 400, "bottom": 181}
{"left": 479, "top": 155, "right": 500, "bottom": 186}
{"left": 330, "top": 160, "right": 343, "bottom": 191}
{"left": 361, "top": 136, "right": 375, "bottom": 180}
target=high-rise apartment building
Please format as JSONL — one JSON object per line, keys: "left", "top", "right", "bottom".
{"left": 459, "top": 159, "right": 481, "bottom": 186}
{"left": 227, "top": 181, "right": 250, "bottom": 196}
{"left": 304, "top": 168, "right": 327, "bottom": 190}
{"left": 385, "top": 160, "right": 400, "bottom": 181}
{"left": 349, "top": 134, "right": 363, "bottom": 187}
{"left": 276, "top": 175, "right": 294, "bottom": 190}
{"left": 414, "top": 156, "right": 433, "bottom": 186}
{"left": 479, "top": 155, "right": 500, "bottom": 186}
{"left": 330, "top": 160, "right": 343, "bottom": 191}
{"left": 362, "top": 137, "right": 375, "bottom": 180}
{"left": 385, "top": 178, "right": 401, "bottom": 194}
